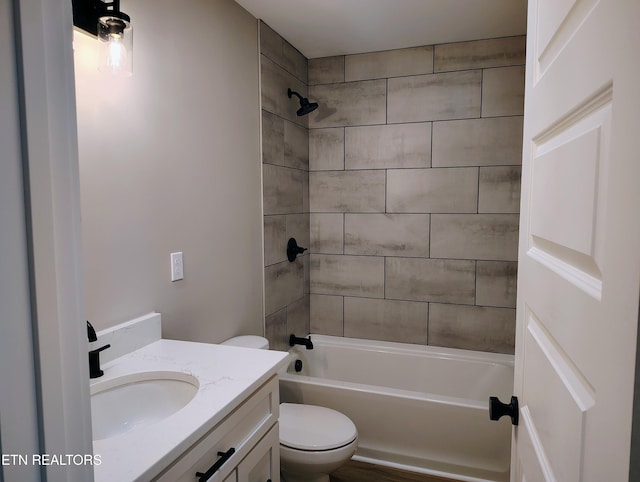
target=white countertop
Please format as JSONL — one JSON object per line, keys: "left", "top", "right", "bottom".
{"left": 92, "top": 339, "right": 288, "bottom": 482}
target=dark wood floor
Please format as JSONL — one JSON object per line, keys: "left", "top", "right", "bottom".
{"left": 330, "top": 460, "right": 460, "bottom": 482}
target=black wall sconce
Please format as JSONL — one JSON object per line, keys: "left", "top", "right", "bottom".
{"left": 72, "top": 0, "right": 133, "bottom": 76}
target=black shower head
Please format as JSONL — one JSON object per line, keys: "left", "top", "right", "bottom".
{"left": 288, "top": 88, "right": 318, "bottom": 116}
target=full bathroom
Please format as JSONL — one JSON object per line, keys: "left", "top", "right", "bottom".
{"left": 73, "top": 0, "right": 524, "bottom": 478}
{"left": 4, "top": 0, "right": 640, "bottom": 481}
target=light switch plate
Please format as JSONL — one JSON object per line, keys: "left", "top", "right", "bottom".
{"left": 170, "top": 252, "right": 184, "bottom": 281}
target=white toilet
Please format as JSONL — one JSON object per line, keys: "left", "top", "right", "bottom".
{"left": 221, "top": 336, "right": 358, "bottom": 482}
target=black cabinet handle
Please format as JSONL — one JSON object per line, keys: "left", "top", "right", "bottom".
{"left": 195, "top": 447, "right": 235, "bottom": 481}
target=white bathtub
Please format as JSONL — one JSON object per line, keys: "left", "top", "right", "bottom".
{"left": 279, "top": 335, "right": 514, "bottom": 482}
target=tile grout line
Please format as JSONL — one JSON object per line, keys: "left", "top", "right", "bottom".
{"left": 477, "top": 166, "right": 481, "bottom": 214}
{"left": 474, "top": 260, "right": 478, "bottom": 306}
{"left": 342, "top": 295, "right": 345, "bottom": 336}
{"left": 385, "top": 77, "right": 389, "bottom": 125}
{"left": 480, "top": 68, "right": 485, "bottom": 118}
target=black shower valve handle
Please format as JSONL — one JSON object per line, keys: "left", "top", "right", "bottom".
{"left": 287, "top": 237, "right": 307, "bottom": 262}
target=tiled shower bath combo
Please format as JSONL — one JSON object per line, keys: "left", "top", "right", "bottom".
{"left": 260, "top": 21, "right": 525, "bottom": 355}
{"left": 259, "top": 21, "right": 525, "bottom": 482}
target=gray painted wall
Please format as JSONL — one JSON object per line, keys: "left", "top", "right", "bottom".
{"left": 75, "top": 0, "right": 263, "bottom": 342}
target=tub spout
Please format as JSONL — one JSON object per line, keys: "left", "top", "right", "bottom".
{"left": 289, "top": 334, "right": 313, "bottom": 350}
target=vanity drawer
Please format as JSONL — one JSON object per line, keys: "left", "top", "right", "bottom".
{"left": 155, "top": 376, "right": 279, "bottom": 482}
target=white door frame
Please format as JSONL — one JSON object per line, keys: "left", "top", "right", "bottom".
{"left": 1, "top": 0, "right": 41, "bottom": 479}
{"left": 9, "top": 0, "right": 93, "bottom": 480}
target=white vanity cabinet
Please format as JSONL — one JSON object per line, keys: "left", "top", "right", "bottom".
{"left": 155, "top": 376, "right": 280, "bottom": 482}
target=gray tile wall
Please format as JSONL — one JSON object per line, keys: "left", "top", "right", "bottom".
{"left": 306, "top": 36, "right": 525, "bottom": 354}
{"left": 260, "top": 22, "right": 310, "bottom": 350}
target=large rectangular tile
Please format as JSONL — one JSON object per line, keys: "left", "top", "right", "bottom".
{"left": 482, "top": 66, "right": 525, "bottom": 117}
{"left": 310, "top": 171, "right": 385, "bottom": 212}
{"left": 261, "top": 55, "right": 308, "bottom": 127}
{"left": 345, "top": 123, "right": 431, "bottom": 170}
{"left": 345, "top": 46, "right": 434, "bottom": 81}
{"left": 262, "top": 110, "right": 284, "bottom": 165}
{"left": 287, "top": 295, "right": 310, "bottom": 337}
{"left": 310, "top": 254, "right": 384, "bottom": 298}
{"left": 284, "top": 121, "right": 309, "bottom": 170}
{"left": 265, "top": 307, "right": 287, "bottom": 351}
{"left": 476, "top": 261, "right": 518, "bottom": 308}
{"left": 310, "top": 294, "right": 344, "bottom": 336}
{"left": 264, "top": 215, "right": 286, "bottom": 266}
{"left": 428, "top": 303, "right": 516, "bottom": 354}
{"left": 286, "top": 213, "right": 310, "bottom": 253}
{"left": 430, "top": 214, "right": 520, "bottom": 260}
{"left": 302, "top": 170, "right": 309, "bottom": 213}
{"left": 310, "top": 128, "right": 345, "bottom": 171}
{"left": 263, "top": 164, "right": 304, "bottom": 215}
{"left": 478, "top": 166, "right": 522, "bottom": 213}
{"left": 434, "top": 36, "right": 526, "bottom": 72}
{"left": 387, "top": 168, "right": 478, "bottom": 213}
{"left": 282, "top": 41, "right": 308, "bottom": 84}
{"left": 432, "top": 117, "right": 524, "bottom": 167}
{"left": 388, "top": 70, "right": 482, "bottom": 123}
{"left": 310, "top": 213, "right": 344, "bottom": 254}
{"left": 265, "top": 260, "right": 304, "bottom": 315}
{"left": 344, "top": 297, "right": 428, "bottom": 344}
{"left": 344, "top": 214, "right": 429, "bottom": 257}
{"left": 259, "top": 21, "right": 307, "bottom": 82}
{"left": 385, "top": 258, "right": 475, "bottom": 304}
{"left": 308, "top": 80, "right": 387, "bottom": 128}
{"left": 259, "top": 22, "right": 283, "bottom": 67}
{"left": 303, "top": 253, "right": 310, "bottom": 294}
{"left": 262, "top": 111, "right": 308, "bottom": 170}
{"left": 309, "top": 56, "right": 345, "bottom": 85}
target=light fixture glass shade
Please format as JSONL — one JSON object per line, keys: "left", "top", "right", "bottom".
{"left": 97, "top": 15, "right": 132, "bottom": 77}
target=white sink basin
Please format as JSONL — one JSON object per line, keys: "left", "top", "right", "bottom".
{"left": 91, "top": 371, "right": 199, "bottom": 441}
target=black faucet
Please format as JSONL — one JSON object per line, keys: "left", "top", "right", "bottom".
{"left": 87, "top": 321, "right": 110, "bottom": 379}
{"left": 289, "top": 334, "right": 313, "bottom": 350}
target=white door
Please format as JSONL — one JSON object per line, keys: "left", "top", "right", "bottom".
{"left": 513, "top": 1, "right": 640, "bottom": 481}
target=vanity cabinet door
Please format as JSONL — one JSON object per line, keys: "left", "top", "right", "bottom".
{"left": 154, "top": 377, "right": 279, "bottom": 482}
{"left": 222, "top": 470, "right": 237, "bottom": 482}
{"left": 236, "top": 423, "right": 279, "bottom": 482}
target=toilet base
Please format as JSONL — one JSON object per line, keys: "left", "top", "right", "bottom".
{"left": 281, "top": 471, "right": 329, "bottom": 482}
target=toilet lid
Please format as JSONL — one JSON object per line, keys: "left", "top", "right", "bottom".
{"left": 279, "top": 403, "right": 357, "bottom": 451}
{"left": 220, "top": 335, "right": 269, "bottom": 350}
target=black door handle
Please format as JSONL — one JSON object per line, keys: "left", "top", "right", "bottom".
{"left": 195, "top": 447, "right": 235, "bottom": 481}
{"left": 489, "top": 396, "right": 519, "bottom": 426}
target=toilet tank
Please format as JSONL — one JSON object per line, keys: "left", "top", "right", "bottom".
{"left": 221, "top": 335, "right": 269, "bottom": 350}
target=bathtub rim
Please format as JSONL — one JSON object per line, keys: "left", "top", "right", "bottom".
{"left": 279, "top": 334, "right": 514, "bottom": 410}
{"left": 290, "top": 334, "right": 514, "bottom": 365}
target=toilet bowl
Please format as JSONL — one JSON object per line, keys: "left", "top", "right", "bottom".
{"left": 222, "top": 336, "right": 358, "bottom": 482}
{"left": 279, "top": 403, "right": 357, "bottom": 482}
